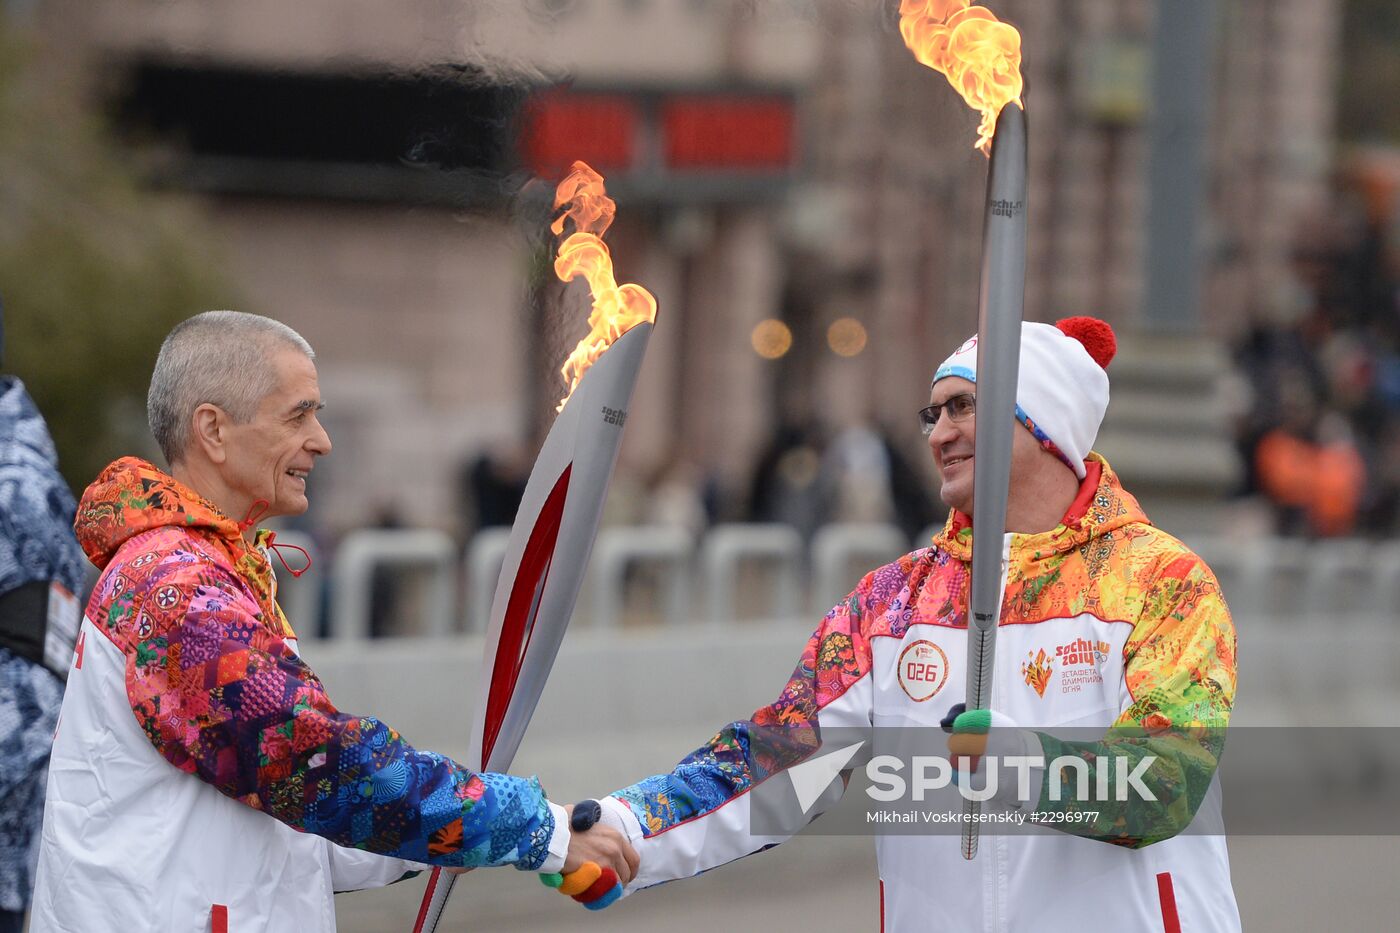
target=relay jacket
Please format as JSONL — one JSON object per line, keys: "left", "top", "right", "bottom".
{"left": 31, "top": 458, "right": 563, "bottom": 933}
{"left": 608, "top": 454, "right": 1240, "bottom": 932}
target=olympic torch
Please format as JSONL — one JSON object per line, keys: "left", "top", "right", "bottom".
{"left": 896, "top": 0, "right": 1027, "bottom": 862}
{"left": 961, "top": 101, "right": 1027, "bottom": 861}
{"left": 413, "top": 162, "right": 656, "bottom": 932}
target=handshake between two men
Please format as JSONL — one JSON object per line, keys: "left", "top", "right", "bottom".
{"left": 536, "top": 799, "right": 640, "bottom": 911}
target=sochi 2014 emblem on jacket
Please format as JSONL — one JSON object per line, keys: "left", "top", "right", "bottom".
{"left": 1021, "top": 638, "right": 1111, "bottom": 698}
{"left": 1020, "top": 649, "right": 1054, "bottom": 697}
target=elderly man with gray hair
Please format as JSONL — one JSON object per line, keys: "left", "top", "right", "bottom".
{"left": 30, "top": 311, "right": 636, "bottom": 933}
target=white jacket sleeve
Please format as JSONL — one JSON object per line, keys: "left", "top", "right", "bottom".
{"left": 326, "top": 842, "right": 427, "bottom": 892}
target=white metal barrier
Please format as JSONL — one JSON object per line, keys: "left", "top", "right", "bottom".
{"left": 315, "top": 528, "right": 1399, "bottom": 641}
{"left": 329, "top": 529, "right": 457, "bottom": 640}
{"left": 1252, "top": 538, "right": 1313, "bottom": 622}
{"left": 811, "top": 522, "right": 907, "bottom": 613}
{"left": 1371, "top": 541, "right": 1400, "bottom": 617}
{"left": 700, "top": 523, "right": 803, "bottom": 624}
{"left": 463, "top": 526, "right": 511, "bottom": 633}
{"left": 1307, "top": 539, "right": 1378, "bottom": 617}
{"left": 591, "top": 525, "right": 694, "bottom": 628}
{"left": 1185, "top": 535, "right": 1400, "bottom": 623}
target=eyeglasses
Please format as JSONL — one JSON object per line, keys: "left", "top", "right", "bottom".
{"left": 917, "top": 393, "right": 976, "bottom": 436}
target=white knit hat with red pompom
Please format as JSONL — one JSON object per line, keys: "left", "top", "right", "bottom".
{"left": 931, "top": 316, "right": 1117, "bottom": 479}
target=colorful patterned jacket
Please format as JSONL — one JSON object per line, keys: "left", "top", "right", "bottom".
{"left": 603, "top": 454, "right": 1240, "bottom": 933}
{"left": 31, "top": 457, "right": 566, "bottom": 933}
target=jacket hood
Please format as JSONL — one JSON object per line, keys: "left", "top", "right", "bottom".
{"left": 931, "top": 453, "right": 1149, "bottom": 561}
{"left": 76, "top": 456, "right": 294, "bottom": 637}
{"left": 75, "top": 456, "right": 245, "bottom": 570}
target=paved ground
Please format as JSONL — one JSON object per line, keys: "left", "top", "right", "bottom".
{"left": 335, "top": 834, "right": 1400, "bottom": 931}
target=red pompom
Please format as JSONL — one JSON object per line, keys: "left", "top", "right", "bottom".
{"left": 1055, "top": 316, "right": 1117, "bottom": 369}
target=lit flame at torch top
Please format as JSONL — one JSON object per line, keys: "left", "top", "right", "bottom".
{"left": 898, "top": 0, "right": 1024, "bottom": 155}
{"left": 551, "top": 160, "right": 658, "bottom": 411}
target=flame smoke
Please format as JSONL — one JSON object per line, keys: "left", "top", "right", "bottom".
{"left": 550, "top": 161, "right": 658, "bottom": 411}
{"left": 898, "top": 0, "right": 1024, "bottom": 154}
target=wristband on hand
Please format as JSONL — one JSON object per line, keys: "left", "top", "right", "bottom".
{"left": 570, "top": 799, "right": 603, "bottom": 832}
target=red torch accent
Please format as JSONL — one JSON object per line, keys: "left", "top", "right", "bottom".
{"left": 480, "top": 465, "right": 571, "bottom": 765}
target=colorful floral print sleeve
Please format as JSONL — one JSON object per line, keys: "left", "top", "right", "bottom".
{"left": 73, "top": 457, "right": 555, "bottom": 870}
{"left": 1031, "top": 550, "right": 1236, "bottom": 847}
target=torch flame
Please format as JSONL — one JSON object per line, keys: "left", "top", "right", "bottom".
{"left": 550, "top": 161, "right": 658, "bottom": 411}
{"left": 898, "top": 0, "right": 1024, "bottom": 155}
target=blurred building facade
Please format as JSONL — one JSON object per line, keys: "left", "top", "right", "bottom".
{"left": 30, "top": 0, "right": 1342, "bottom": 536}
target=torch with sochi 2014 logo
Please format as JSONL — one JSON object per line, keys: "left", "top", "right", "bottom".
{"left": 413, "top": 162, "right": 656, "bottom": 933}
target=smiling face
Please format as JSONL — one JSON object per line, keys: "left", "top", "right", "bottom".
{"left": 217, "top": 348, "right": 331, "bottom": 519}
{"left": 927, "top": 376, "right": 978, "bottom": 513}
{"left": 927, "top": 375, "right": 1047, "bottom": 518}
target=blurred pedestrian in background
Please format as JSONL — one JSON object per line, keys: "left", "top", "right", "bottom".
{"left": 0, "top": 299, "right": 86, "bottom": 933}
{"left": 1232, "top": 164, "right": 1400, "bottom": 536}
{"left": 746, "top": 419, "right": 828, "bottom": 540}
{"left": 1252, "top": 377, "right": 1368, "bottom": 536}
{"left": 460, "top": 444, "right": 530, "bottom": 536}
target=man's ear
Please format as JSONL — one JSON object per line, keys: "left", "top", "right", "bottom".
{"left": 190, "top": 403, "right": 230, "bottom": 465}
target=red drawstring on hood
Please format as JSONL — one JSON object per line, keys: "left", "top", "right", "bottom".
{"left": 239, "top": 499, "right": 312, "bottom": 579}
{"left": 240, "top": 499, "right": 270, "bottom": 531}
{"left": 264, "top": 532, "right": 312, "bottom": 578}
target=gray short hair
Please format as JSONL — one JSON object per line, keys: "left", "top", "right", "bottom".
{"left": 148, "top": 310, "right": 315, "bottom": 465}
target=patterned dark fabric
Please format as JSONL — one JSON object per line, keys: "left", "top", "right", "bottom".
{"left": 0, "top": 377, "right": 85, "bottom": 910}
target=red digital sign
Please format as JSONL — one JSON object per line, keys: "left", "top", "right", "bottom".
{"left": 662, "top": 95, "right": 795, "bottom": 170}
{"left": 520, "top": 90, "right": 638, "bottom": 178}
{"left": 520, "top": 89, "right": 796, "bottom": 180}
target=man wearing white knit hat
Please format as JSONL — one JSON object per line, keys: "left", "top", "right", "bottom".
{"left": 924, "top": 316, "right": 1116, "bottom": 527}
{"left": 561, "top": 316, "right": 1240, "bottom": 932}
